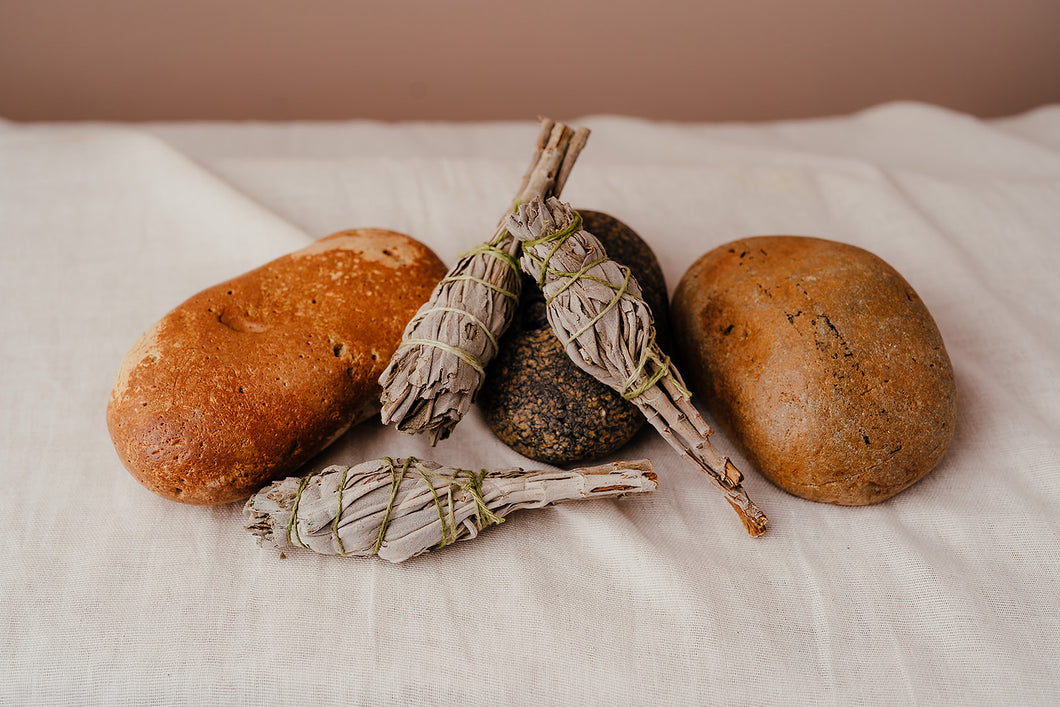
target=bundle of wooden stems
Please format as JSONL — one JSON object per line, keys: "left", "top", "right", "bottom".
{"left": 506, "top": 197, "right": 768, "bottom": 536}
{"left": 379, "top": 119, "right": 590, "bottom": 444}
{"left": 244, "top": 457, "right": 658, "bottom": 562}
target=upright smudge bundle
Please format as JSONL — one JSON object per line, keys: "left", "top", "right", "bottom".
{"left": 379, "top": 119, "right": 590, "bottom": 444}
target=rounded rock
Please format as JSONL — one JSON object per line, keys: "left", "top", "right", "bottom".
{"left": 480, "top": 210, "right": 670, "bottom": 464}
{"left": 671, "top": 235, "right": 956, "bottom": 505}
{"left": 107, "top": 229, "right": 447, "bottom": 505}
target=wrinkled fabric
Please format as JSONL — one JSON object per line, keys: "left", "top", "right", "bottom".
{"left": 2, "top": 103, "right": 1058, "bottom": 704}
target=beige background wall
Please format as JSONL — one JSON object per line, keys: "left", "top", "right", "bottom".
{"left": 2, "top": 0, "right": 1058, "bottom": 122}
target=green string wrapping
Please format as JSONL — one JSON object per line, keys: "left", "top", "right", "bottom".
{"left": 394, "top": 226, "right": 523, "bottom": 382}
{"left": 333, "top": 465, "right": 351, "bottom": 556}
{"left": 372, "top": 458, "right": 504, "bottom": 555}
{"left": 521, "top": 207, "right": 691, "bottom": 403}
{"left": 372, "top": 457, "right": 413, "bottom": 555}
{"left": 285, "top": 457, "right": 505, "bottom": 557}
{"left": 286, "top": 469, "right": 319, "bottom": 550}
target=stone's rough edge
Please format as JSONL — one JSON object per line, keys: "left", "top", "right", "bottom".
{"left": 106, "top": 229, "right": 448, "bottom": 505}
{"left": 671, "top": 235, "right": 957, "bottom": 506}
{"left": 294, "top": 229, "right": 426, "bottom": 266}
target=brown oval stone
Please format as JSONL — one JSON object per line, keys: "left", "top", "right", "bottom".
{"left": 671, "top": 236, "right": 956, "bottom": 505}
{"left": 479, "top": 210, "right": 670, "bottom": 464}
{"left": 107, "top": 229, "right": 447, "bottom": 505}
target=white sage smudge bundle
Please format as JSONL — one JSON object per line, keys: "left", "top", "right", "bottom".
{"left": 506, "top": 197, "right": 768, "bottom": 536}
{"left": 379, "top": 119, "right": 591, "bottom": 444}
{"left": 244, "top": 457, "right": 657, "bottom": 563}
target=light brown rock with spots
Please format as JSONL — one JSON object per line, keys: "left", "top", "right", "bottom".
{"left": 107, "top": 229, "right": 447, "bottom": 505}
{"left": 671, "top": 236, "right": 956, "bottom": 505}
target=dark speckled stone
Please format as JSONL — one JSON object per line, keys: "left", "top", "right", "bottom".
{"left": 479, "top": 210, "right": 670, "bottom": 464}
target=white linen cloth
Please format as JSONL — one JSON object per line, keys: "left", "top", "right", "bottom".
{"left": 1, "top": 102, "right": 1058, "bottom": 705}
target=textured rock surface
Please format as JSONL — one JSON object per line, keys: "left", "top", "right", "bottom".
{"left": 671, "top": 235, "right": 956, "bottom": 505}
{"left": 107, "top": 229, "right": 447, "bottom": 505}
{"left": 480, "top": 210, "right": 670, "bottom": 464}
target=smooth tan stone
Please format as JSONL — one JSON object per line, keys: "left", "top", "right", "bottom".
{"left": 671, "top": 236, "right": 956, "bottom": 505}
